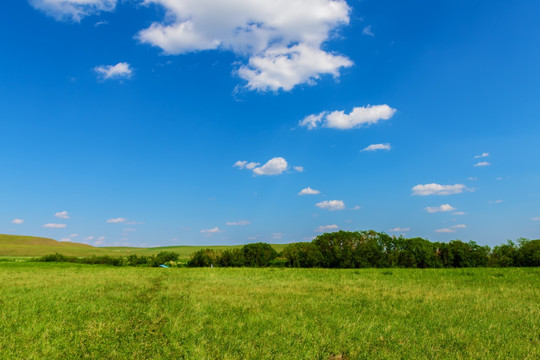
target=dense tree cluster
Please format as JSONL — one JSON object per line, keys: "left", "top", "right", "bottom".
{"left": 39, "top": 251, "right": 180, "bottom": 267}
{"left": 189, "top": 231, "right": 540, "bottom": 268}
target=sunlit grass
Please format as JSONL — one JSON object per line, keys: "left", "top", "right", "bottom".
{"left": 0, "top": 263, "right": 538, "bottom": 359}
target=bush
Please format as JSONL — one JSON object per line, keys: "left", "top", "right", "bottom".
{"left": 218, "top": 249, "right": 245, "bottom": 267}
{"left": 187, "top": 249, "right": 220, "bottom": 267}
{"left": 242, "top": 243, "right": 278, "bottom": 267}
{"left": 282, "top": 242, "right": 323, "bottom": 267}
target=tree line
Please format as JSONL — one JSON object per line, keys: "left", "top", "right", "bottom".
{"left": 188, "top": 231, "right": 540, "bottom": 268}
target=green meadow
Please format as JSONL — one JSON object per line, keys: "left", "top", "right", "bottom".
{"left": 0, "top": 262, "right": 538, "bottom": 359}
{"left": 0, "top": 234, "right": 287, "bottom": 259}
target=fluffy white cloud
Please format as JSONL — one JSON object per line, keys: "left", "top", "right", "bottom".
{"left": 300, "top": 105, "right": 396, "bottom": 130}
{"left": 43, "top": 223, "right": 66, "bottom": 228}
{"left": 11, "top": 219, "right": 24, "bottom": 224}
{"left": 226, "top": 220, "right": 250, "bottom": 226}
{"left": 425, "top": 204, "right": 456, "bottom": 213}
{"left": 298, "top": 187, "right": 321, "bottom": 196}
{"left": 94, "top": 62, "right": 133, "bottom": 81}
{"left": 107, "top": 217, "right": 127, "bottom": 223}
{"left": 55, "top": 211, "right": 70, "bottom": 219}
{"left": 236, "top": 157, "right": 292, "bottom": 176}
{"left": 315, "top": 224, "right": 338, "bottom": 232}
{"left": 30, "top": 0, "right": 117, "bottom": 22}
{"left": 389, "top": 227, "right": 410, "bottom": 232}
{"left": 316, "top": 200, "right": 345, "bottom": 211}
{"left": 201, "top": 227, "right": 222, "bottom": 233}
{"left": 474, "top": 152, "right": 489, "bottom": 159}
{"left": 138, "top": 0, "right": 352, "bottom": 91}
{"left": 294, "top": 166, "right": 304, "bottom": 173}
{"left": 474, "top": 161, "right": 490, "bottom": 167}
{"left": 362, "top": 143, "right": 391, "bottom": 152}
{"left": 411, "top": 183, "right": 467, "bottom": 196}
{"left": 435, "top": 224, "right": 466, "bottom": 233}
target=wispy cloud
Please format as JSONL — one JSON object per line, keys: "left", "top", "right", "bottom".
{"left": 55, "top": 211, "right": 69, "bottom": 219}
{"left": 474, "top": 161, "right": 490, "bottom": 167}
{"left": 316, "top": 200, "right": 345, "bottom": 211}
{"left": 29, "top": 0, "right": 117, "bottom": 22}
{"left": 293, "top": 166, "right": 304, "bottom": 173}
{"left": 226, "top": 220, "right": 250, "bottom": 226}
{"left": 272, "top": 233, "right": 283, "bottom": 240}
{"left": 11, "top": 219, "right": 24, "bottom": 224}
{"left": 452, "top": 211, "right": 467, "bottom": 215}
{"left": 298, "top": 187, "right": 321, "bottom": 196}
{"left": 94, "top": 62, "right": 133, "bottom": 81}
{"left": 389, "top": 227, "right": 410, "bottom": 232}
{"left": 488, "top": 200, "right": 503, "bottom": 204}
{"left": 435, "top": 224, "right": 467, "bottom": 233}
{"left": 532, "top": 217, "right": 540, "bottom": 221}
{"left": 300, "top": 105, "right": 396, "bottom": 130}
{"left": 201, "top": 227, "right": 223, "bottom": 234}
{"left": 426, "top": 204, "right": 456, "bottom": 213}
{"left": 362, "top": 25, "right": 375, "bottom": 36}
{"left": 362, "top": 143, "right": 391, "bottom": 152}
{"left": 474, "top": 152, "right": 489, "bottom": 159}
{"left": 107, "top": 217, "right": 127, "bottom": 223}
{"left": 412, "top": 183, "right": 467, "bottom": 196}
{"left": 43, "top": 223, "right": 66, "bottom": 228}
{"left": 315, "top": 224, "right": 339, "bottom": 232}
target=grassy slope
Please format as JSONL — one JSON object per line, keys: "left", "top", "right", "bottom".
{"left": 0, "top": 234, "right": 287, "bottom": 258}
{"left": 0, "top": 264, "right": 538, "bottom": 359}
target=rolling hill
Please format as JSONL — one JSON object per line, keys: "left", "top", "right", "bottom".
{"left": 0, "top": 234, "right": 288, "bottom": 258}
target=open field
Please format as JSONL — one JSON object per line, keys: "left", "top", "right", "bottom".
{"left": 0, "top": 234, "right": 287, "bottom": 259}
{"left": 0, "top": 263, "right": 538, "bottom": 359}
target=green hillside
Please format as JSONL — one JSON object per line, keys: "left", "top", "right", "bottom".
{"left": 0, "top": 234, "right": 287, "bottom": 259}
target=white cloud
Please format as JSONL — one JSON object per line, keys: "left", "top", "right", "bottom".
{"left": 138, "top": 0, "right": 352, "bottom": 91}
{"left": 468, "top": 177, "right": 478, "bottom": 181}
{"left": 452, "top": 211, "right": 467, "bottom": 215}
{"left": 352, "top": 205, "right": 361, "bottom": 210}
{"left": 425, "top": 204, "right": 456, "bottom": 213}
{"left": 298, "top": 187, "right": 321, "bottom": 196}
{"left": 60, "top": 238, "right": 71, "bottom": 242}
{"left": 316, "top": 200, "right": 345, "bottom": 211}
{"left": 233, "top": 160, "right": 247, "bottom": 169}
{"left": 69, "top": 233, "right": 78, "bottom": 238}
{"left": 201, "top": 227, "right": 222, "bottom": 233}
{"left": 532, "top": 217, "right": 540, "bottom": 221}
{"left": 226, "top": 220, "right": 250, "bottom": 226}
{"left": 43, "top": 223, "right": 66, "bottom": 228}
{"left": 85, "top": 236, "right": 94, "bottom": 241}
{"left": 98, "top": 236, "right": 106, "bottom": 240}
{"left": 474, "top": 161, "right": 490, "bottom": 167}
{"left": 272, "top": 233, "right": 283, "bottom": 240}
{"left": 389, "top": 227, "right": 410, "bottom": 232}
{"left": 94, "top": 240, "right": 106, "bottom": 246}
{"left": 435, "top": 224, "right": 466, "bottom": 233}
{"left": 55, "top": 211, "right": 70, "bottom": 219}
{"left": 294, "top": 166, "right": 304, "bottom": 172}
{"left": 474, "top": 152, "right": 489, "bottom": 159}
{"left": 235, "top": 157, "right": 291, "bottom": 176}
{"left": 107, "top": 217, "right": 127, "bottom": 223}
{"left": 11, "top": 219, "right": 24, "bottom": 224}
{"left": 30, "top": 0, "right": 117, "bottom": 22}
{"left": 315, "top": 224, "right": 338, "bottom": 232}
{"left": 362, "top": 25, "right": 374, "bottom": 36}
{"left": 245, "top": 162, "right": 260, "bottom": 170}
{"left": 489, "top": 200, "right": 503, "bottom": 204}
{"left": 362, "top": 143, "right": 391, "bottom": 152}
{"left": 300, "top": 105, "right": 396, "bottom": 130}
{"left": 411, "top": 183, "right": 467, "bottom": 196}
{"left": 94, "top": 62, "right": 133, "bottom": 81}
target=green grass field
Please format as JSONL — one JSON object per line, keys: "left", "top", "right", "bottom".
{"left": 0, "top": 234, "right": 287, "bottom": 259}
{"left": 0, "top": 263, "right": 538, "bottom": 359}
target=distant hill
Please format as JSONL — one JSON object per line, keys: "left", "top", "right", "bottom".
{"left": 0, "top": 234, "right": 288, "bottom": 259}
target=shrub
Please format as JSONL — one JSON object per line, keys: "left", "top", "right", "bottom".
{"left": 242, "top": 243, "right": 278, "bottom": 267}
{"left": 282, "top": 242, "right": 323, "bottom": 267}
{"left": 187, "top": 249, "right": 220, "bottom": 267}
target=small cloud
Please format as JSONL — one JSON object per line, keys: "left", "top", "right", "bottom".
{"left": 474, "top": 161, "right": 490, "bottom": 167}
{"left": 69, "top": 233, "right": 78, "bottom": 238}
{"left": 411, "top": 183, "right": 467, "bottom": 196}
{"left": 125, "top": 220, "right": 144, "bottom": 225}
{"left": 452, "top": 224, "right": 467, "bottom": 229}
{"left": 272, "top": 233, "right": 283, "bottom": 240}
{"left": 234, "top": 160, "right": 247, "bottom": 169}
{"left": 201, "top": 227, "right": 223, "bottom": 234}
{"left": 298, "top": 187, "right": 321, "bottom": 196}
{"left": 98, "top": 236, "right": 106, "bottom": 240}
{"left": 474, "top": 152, "right": 489, "bottom": 159}
{"left": 85, "top": 236, "right": 94, "bottom": 241}
{"left": 94, "top": 62, "right": 133, "bottom": 81}
{"left": 362, "top": 143, "right": 391, "bottom": 152}
{"left": 495, "top": 177, "right": 503, "bottom": 180}
{"left": 352, "top": 205, "right": 361, "bottom": 210}
{"left": 488, "top": 200, "right": 503, "bottom": 204}
{"left": 532, "top": 217, "right": 540, "bottom": 221}
{"left": 107, "top": 217, "right": 127, "bottom": 223}
{"left": 389, "top": 227, "right": 410, "bottom": 232}
{"left": 299, "top": 105, "right": 397, "bottom": 130}
{"left": 315, "top": 224, "right": 339, "bottom": 232}
{"left": 11, "top": 219, "right": 24, "bottom": 224}
{"left": 316, "top": 200, "right": 345, "bottom": 211}
{"left": 247, "top": 237, "right": 257, "bottom": 240}
{"left": 226, "top": 220, "right": 250, "bottom": 226}
{"left": 43, "top": 223, "right": 66, "bottom": 228}
{"left": 435, "top": 224, "right": 466, "bottom": 233}
{"left": 452, "top": 211, "right": 467, "bottom": 215}
{"left": 236, "top": 157, "right": 292, "bottom": 176}
{"left": 95, "top": 20, "right": 108, "bottom": 27}
{"left": 60, "top": 238, "right": 71, "bottom": 242}
{"left": 294, "top": 166, "right": 304, "bottom": 172}
{"left": 362, "top": 25, "right": 375, "bottom": 36}
{"left": 468, "top": 177, "right": 478, "bottom": 181}
{"left": 425, "top": 204, "right": 456, "bottom": 213}
{"left": 55, "top": 211, "right": 70, "bottom": 219}
{"left": 94, "top": 240, "right": 105, "bottom": 246}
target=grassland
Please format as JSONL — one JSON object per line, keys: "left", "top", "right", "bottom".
{"left": 0, "top": 263, "right": 538, "bottom": 359}
{"left": 0, "top": 234, "right": 287, "bottom": 259}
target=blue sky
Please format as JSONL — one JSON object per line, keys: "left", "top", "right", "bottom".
{"left": 1, "top": 0, "right": 539, "bottom": 247}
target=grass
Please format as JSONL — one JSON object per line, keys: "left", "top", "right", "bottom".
{"left": 0, "top": 234, "right": 287, "bottom": 259}
{"left": 0, "top": 263, "right": 538, "bottom": 359}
